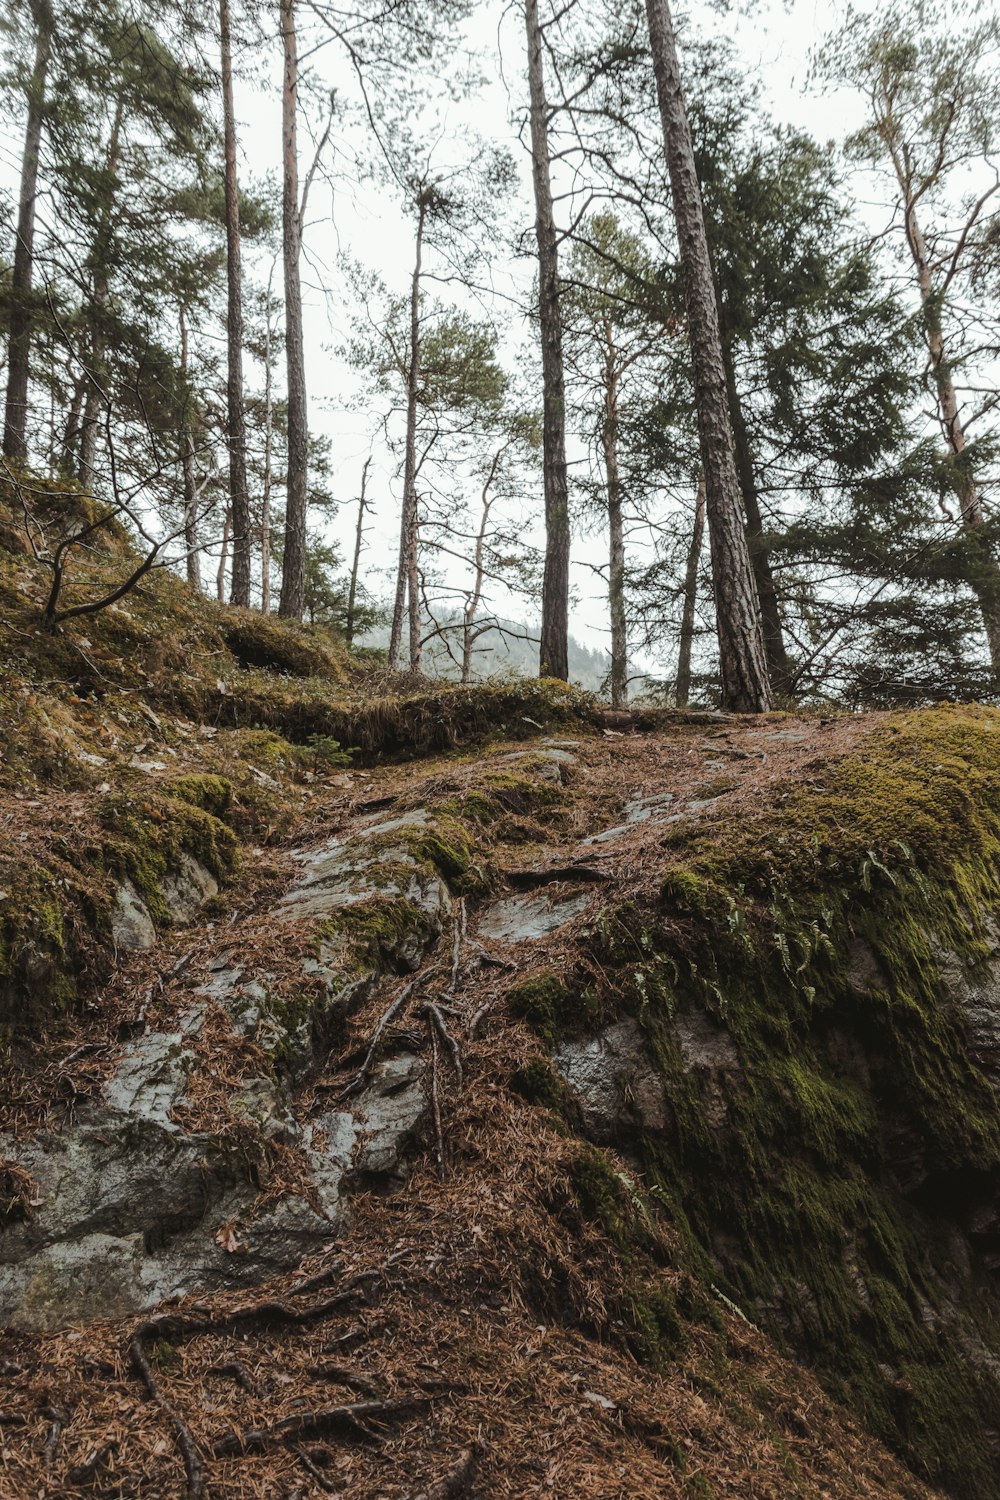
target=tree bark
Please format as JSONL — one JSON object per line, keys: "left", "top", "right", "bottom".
{"left": 676, "top": 470, "right": 705, "bottom": 708}
{"left": 525, "top": 0, "right": 570, "bottom": 681}
{"left": 278, "top": 0, "right": 310, "bottom": 620}
{"left": 644, "top": 0, "right": 771, "bottom": 712}
{"left": 261, "top": 296, "right": 275, "bottom": 613}
{"left": 388, "top": 194, "right": 427, "bottom": 672}
{"left": 345, "top": 455, "right": 371, "bottom": 646}
{"left": 3, "top": 0, "right": 53, "bottom": 463}
{"left": 720, "top": 348, "right": 791, "bottom": 695}
{"left": 60, "top": 371, "right": 85, "bottom": 474}
{"left": 600, "top": 325, "right": 628, "bottom": 709}
{"left": 178, "top": 304, "right": 202, "bottom": 590}
{"left": 906, "top": 201, "right": 1000, "bottom": 667}
{"left": 217, "top": 506, "right": 231, "bottom": 601}
{"left": 220, "top": 0, "right": 252, "bottom": 607}
{"left": 78, "top": 99, "right": 124, "bottom": 489}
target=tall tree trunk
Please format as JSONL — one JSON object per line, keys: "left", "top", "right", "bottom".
{"left": 345, "top": 456, "right": 371, "bottom": 647}
{"left": 3, "top": 0, "right": 53, "bottom": 463}
{"left": 525, "top": 0, "right": 570, "bottom": 681}
{"left": 60, "top": 371, "right": 85, "bottom": 474}
{"left": 261, "top": 303, "right": 274, "bottom": 613}
{"left": 217, "top": 507, "right": 231, "bottom": 601}
{"left": 178, "top": 305, "right": 202, "bottom": 590}
{"left": 600, "top": 331, "right": 628, "bottom": 709}
{"left": 676, "top": 470, "right": 705, "bottom": 708}
{"left": 905, "top": 201, "right": 1000, "bottom": 667}
{"left": 278, "top": 0, "right": 310, "bottom": 620}
{"left": 388, "top": 195, "right": 427, "bottom": 672}
{"left": 720, "top": 349, "right": 791, "bottom": 695}
{"left": 645, "top": 0, "right": 771, "bottom": 713}
{"left": 220, "top": 0, "right": 252, "bottom": 607}
{"left": 78, "top": 99, "right": 124, "bottom": 489}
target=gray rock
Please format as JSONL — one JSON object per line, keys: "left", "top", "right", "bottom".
{"left": 161, "top": 853, "right": 218, "bottom": 923}
{"left": 353, "top": 1052, "right": 427, "bottom": 1174}
{"left": 553, "top": 1019, "right": 666, "bottom": 1140}
{"left": 101, "top": 1019, "right": 203, "bottom": 1129}
{"left": 478, "top": 890, "right": 591, "bottom": 942}
{"left": 624, "top": 792, "right": 675, "bottom": 824}
{"left": 112, "top": 881, "right": 156, "bottom": 952}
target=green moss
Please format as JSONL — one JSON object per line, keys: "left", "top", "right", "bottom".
{"left": 320, "top": 893, "right": 437, "bottom": 977}
{"left": 510, "top": 1057, "right": 570, "bottom": 1112}
{"left": 98, "top": 791, "right": 238, "bottom": 925}
{"left": 169, "top": 774, "right": 233, "bottom": 819}
{"left": 508, "top": 974, "right": 570, "bottom": 1047}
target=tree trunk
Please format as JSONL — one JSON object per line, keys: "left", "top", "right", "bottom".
{"left": 721, "top": 349, "right": 791, "bottom": 695}
{"left": 278, "top": 0, "right": 310, "bottom": 620}
{"left": 345, "top": 456, "right": 370, "bottom": 646}
{"left": 905, "top": 201, "right": 1000, "bottom": 668}
{"left": 78, "top": 99, "right": 124, "bottom": 490}
{"left": 389, "top": 195, "right": 427, "bottom": 672}
{"left": 178, "top": 305, "right": 202, "bottom": 590}
{"left": 601, "top": 328, "right": 628, "bottom": 709}
{"left": 525, "top": 0, "right": 570, "bottom": 681}
{"left": 676, "top": 470, "right": 705, "bottom": 707}
{"left": 220, "top": 0, "right": 252, "bottom": 607}
{"left": 217, "top": 507, "right": 231, "bottom": 601}
{"left": 261, "top": 277, "right": 275, "bottom": 612}
{"left": 3, "top": 0, "right": 53, "bottom": 463}
{"left": 645, "top": 0, "right": 771, "bottom": 713}
{"left": 60, "top": 371, "right": 85, "bottom": 475}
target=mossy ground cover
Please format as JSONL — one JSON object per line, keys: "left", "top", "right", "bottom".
{"left": 562, "top": 705, "right": 1000, "bottom": 1498}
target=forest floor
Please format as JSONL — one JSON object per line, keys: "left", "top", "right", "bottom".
{"left": 0, "top": 697, "right": 945, "bottom": 1500}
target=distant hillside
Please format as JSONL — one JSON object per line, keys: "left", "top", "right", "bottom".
{"left": 364, "top": 613, "right": 615, "bottom": 691}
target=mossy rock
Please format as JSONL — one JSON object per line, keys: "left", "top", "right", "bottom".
{"left": 219, "top": 610, "right": 347, "bottom": 680}
{"left": 581, "top": 705, "right": 1000, "bottom": 1497}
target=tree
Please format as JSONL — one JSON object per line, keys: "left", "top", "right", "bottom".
{"left": 278, "top": 0, "right": 309, "bottom": 620}
{"left": 564, "top": 212, "right": 671, "bottom": 707}
{"left": 219, "top": 0, "right": 252, "bottom": 606}
{"left": 643, "top": 0, "right": 771, "bottom": 712}
{"left": 524, "top": 0, "right": 571, "bottom": 682}
{"left": 3, "top": 0, "right": 54, "bottom": 462}
{"left": 819, "top": 5, "right": 1000, "bottom": 672}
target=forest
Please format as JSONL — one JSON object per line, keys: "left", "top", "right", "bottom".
{"left": 3, "top": 0, "right": 999, "bottom": 712}
{"left": 4, "top": 5, "right": 1000, "bottom": 1500}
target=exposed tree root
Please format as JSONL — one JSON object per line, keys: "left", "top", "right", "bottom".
{"left": 41, "top": 1405, "right": 66, "bottom": 1468}
{"left": 65, "top": 1439, "right": 119, "bottom": 1487}
{"left": 306, "top": 1362, "right": 382, "bottom": 1396}
{"left": 210, "top": 1397, "right": 425, "bottom": 1457}
{"left": 417, "top": 1442, "right": 484, "bottom": 1499}
{"left": 505, "top": 866, "right": 607, "bottom": 889}
{"left": 293, "top": 1442, "right": 340, "bottom": 1492}
{"left": 338, "top": 973, "right": 433, "bottom": 1099}
{"left": 130, "top": 1323, "right": 205, "bottom": 1500}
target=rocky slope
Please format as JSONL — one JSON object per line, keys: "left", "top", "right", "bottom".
{"left": 0, "top": 488, "right": 999, "bottom": 1498}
